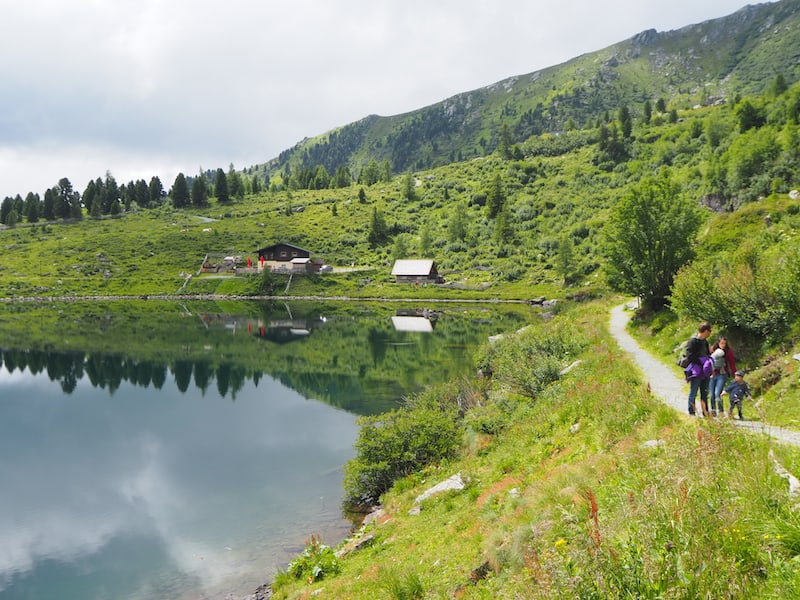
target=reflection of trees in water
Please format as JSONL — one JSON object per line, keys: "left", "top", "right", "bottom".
{"left": 0, "top": 347, "right": 251, "bottom": 401}
{"left": 367, "top": 327, "right": 388, "bottom": 366}
{"left": 0, "top": 303, "right": 533, "bottom": 410}
{"left": 194, "top": 361, "right": 211, "bottom": 395}
{"left": 173, "top": 359, "right": 192, "bottom": 393}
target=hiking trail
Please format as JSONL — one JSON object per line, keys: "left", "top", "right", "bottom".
{"left": 610, "top": 302, "right": 800, "bottom": 447}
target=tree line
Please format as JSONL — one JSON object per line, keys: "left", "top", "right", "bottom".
{"left": 0, "top": 163, "right": 260, "bottom": 226}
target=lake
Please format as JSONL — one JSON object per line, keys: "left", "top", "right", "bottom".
{"left": 0, "top": 300, "right": 533, "bottom": 599}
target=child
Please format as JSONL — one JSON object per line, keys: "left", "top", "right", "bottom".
{"left": 721, "top": 370, "right": 752, "bottom": 420}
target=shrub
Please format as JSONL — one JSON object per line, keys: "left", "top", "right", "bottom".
{"left": 272, "top": 535, "right": 340, "bottom": 589}
{"left": 484, "top": 319, "right": 585, "bottom": 400}
{"left": 343, "top": 386, "right": 462, "bottom": 507}
{"left": 671, "top": 240, "right": 800, "bottom": 336}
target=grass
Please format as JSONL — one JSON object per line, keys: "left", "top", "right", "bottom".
{"left": 268, "top": 298, "right": 800, "bottom": 599}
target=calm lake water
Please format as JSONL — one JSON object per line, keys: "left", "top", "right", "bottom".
{"left": 0, "top": 300, "right": 532, "bottom": 599}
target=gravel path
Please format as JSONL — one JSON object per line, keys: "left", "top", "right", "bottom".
{"left": 610, "top": 302, "right": 800, "bottom": 447}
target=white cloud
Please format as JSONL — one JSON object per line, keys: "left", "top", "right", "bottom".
{"left": 0, "top": 0, "right": 761, "bottom": 197}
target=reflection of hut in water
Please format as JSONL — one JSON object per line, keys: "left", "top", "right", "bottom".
{"left": 253, "top": 304, "right": 327, "bottom": 343}
{"left": 199, "top": 313, "right": 247, "bottom": 333}
{"left": 391, "top": 308, "right": 439, "bottom": 332}
{"left": 254, "top": 318, "right": 325, "bottom": 343}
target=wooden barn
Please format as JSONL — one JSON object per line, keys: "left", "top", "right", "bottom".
{"left": 390, "top": 259, "right": 443, "bottom": 284}
{"left": 255, "top": 242, "right": 322, "bottom": 273}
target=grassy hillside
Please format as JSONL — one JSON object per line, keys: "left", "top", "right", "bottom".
{"left": 3, "top": 1, "right": 800, "bottom": 307}
{"left": 3, "top": 76, "right": 798, "bottom": 306}
{"left": 2, "top": 4, "right": 800, "bottom": 596}
{"left": 268, "top": 299, "right": 800, "bottom": 599}
{"left": 257, "top": 0, "right": 800, "bottom": 180}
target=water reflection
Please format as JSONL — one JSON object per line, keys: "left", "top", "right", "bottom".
{"left": 0, "top": 367, "right": 358, "bottom": 599}
{"left": 0, "top": 301, "right": 532, "bottom": 414}
{"left": 0, "top": 300, "right": 533, "bottom": 599}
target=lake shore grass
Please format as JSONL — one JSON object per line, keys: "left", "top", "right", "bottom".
{"left": 268, "top": 298, "right": 800, "bottom": 599}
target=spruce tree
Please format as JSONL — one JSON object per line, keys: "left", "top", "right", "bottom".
{"left": 172, "top": 173, "right": 189, "bottom": 208}
{"left": 215, "top": 168, "right": 229, "bottom": 203}
{"left": 486, "top": 174, "right": 505, "bottom": 219}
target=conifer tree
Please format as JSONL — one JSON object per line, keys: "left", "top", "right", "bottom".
{"left": 368, "top": 207, "right": 388, "bottom": 247}
{"left": 42, "top": 189, "right": 55, "bottom": 221}
{"left": 192, "top": 172, "right": 209, "bottom": 207}
{"left": 215, "top": 168, "right": 229, "bottom": 203}
{"left": 172, "top": 173, "right": 189, "bottom": 208}
{"left": 486, "top": 174, "right": 505, "bottom": 219}
{"left": 149, "top": 176, "right": 164, "bottom": 205}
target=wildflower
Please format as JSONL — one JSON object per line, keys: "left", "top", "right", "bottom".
{"left": 554, "top": 538, "right": 567, "bottom": 548}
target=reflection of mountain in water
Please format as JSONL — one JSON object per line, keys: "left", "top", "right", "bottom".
{"left": 0, "top": 301, "right": 532, "bottom": 415}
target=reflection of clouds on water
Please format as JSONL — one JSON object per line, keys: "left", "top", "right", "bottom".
{"left": 0, "top": 502, "right": 124, "bottom": 592}
{"left": 0, "top": 364, "right": 58, "bottom": 387}
{"left": 0, "top": 371, "right": 358, "bottom": 599}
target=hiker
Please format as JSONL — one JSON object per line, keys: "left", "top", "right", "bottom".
{"left": 721, "top": 370, "right": 752, "bottom": 420}
{"left": 708, "top": 336, "right": 736, "bottom": 416}
{"left": 684, "top": 322, "right": 713, "bottom": 416}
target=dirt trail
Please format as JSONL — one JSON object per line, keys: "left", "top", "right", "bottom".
{"left": 610, "top": 302, "right": 800, "bottom": 447}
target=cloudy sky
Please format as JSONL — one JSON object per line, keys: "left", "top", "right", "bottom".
{"left": 0, "top": 0, "right": 761, "bottom": 199}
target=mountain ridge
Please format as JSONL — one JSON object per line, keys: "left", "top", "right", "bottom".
{"left": 252, "top": 0, "right": 800, "bottom": 182}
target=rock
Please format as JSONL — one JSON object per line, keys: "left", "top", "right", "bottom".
{"left": 335, "top": 533, "right": 375, "bottom": 558}
{"left": 642, "top": 439, "right": 666, "bottom": 449}
{"left": 771, "top": 450, "right": 800, "bottom": 499}
{"left": 414, "top": 473, "right": 465, "bottom": 504}
{"left": 570, "top": 423, "right": 581, "bottom": 434}
{"left": 789, "top": 189, "right": 799, "bottom": 200}
{"left": 560, "top": 360, "right": 582, "bottom": 375}
{"left": 361, "top": 507, "right": 385, "bottom": 527}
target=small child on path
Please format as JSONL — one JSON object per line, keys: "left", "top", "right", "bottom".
{"left": 721, "top": 370, "right": 753, "bottom": 420}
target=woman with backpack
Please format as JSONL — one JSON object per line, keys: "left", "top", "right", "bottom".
{"left": 708, "top": 336, "right": 736, "bottom": 417}
{"left": 684, "top": 322, "right": 713, "bottom": 416}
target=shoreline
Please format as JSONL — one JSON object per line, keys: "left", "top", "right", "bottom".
{"left": 0, "top": 293, "right": 531, "bottom": 304}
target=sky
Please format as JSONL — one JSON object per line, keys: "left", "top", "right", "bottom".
{"left": 0, "top": 0, "right": 764, "bottom": 199}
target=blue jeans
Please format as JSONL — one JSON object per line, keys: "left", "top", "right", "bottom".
{"left": 709, "top": 374, "right": 728, "bottom": 413}
{"left": 688, "top": 377, "right": 709, "bottom": 415}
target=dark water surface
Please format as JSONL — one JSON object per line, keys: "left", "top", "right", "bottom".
{"left": 0, "top": 300, "right": 532, "bottom": 599}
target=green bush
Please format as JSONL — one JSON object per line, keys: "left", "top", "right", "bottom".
{"left": 343, "top": 386, "right": 462, "bottom": 507}
{"left": 670, "top": 240, "right": 800, "bottom": 336}
{"left": 485, "top": 319, "right": 585, "bottom": 400}
{"left": 272, "top": 535, "right": 340, "bottom": 590}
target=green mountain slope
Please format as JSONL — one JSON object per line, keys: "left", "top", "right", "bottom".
{"left": 254, "top": 0, "right": 800, "bottom": 181}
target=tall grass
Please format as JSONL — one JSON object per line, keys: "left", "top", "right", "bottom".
{"left": 272, "top": 299, "right": 800, "bottom": 599}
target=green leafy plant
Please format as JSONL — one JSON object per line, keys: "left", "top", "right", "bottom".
{"left": 272, "top": 535, "right": 340, "bottom": 590}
